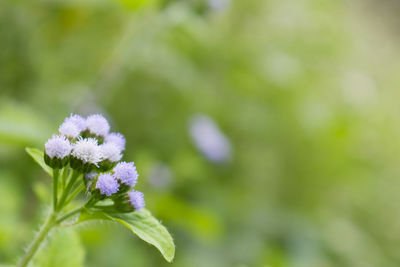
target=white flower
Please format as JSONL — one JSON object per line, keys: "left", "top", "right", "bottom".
{"left": 100, "top": 143, "right": 123, "bottom": 162}
{"left": 71, "top": 138, "right": 102, "bottom": 165}
{"left": 105, "top": 132, "right": 126, "bottom": 151}
{"left": 64, "top": 114, "right": 87, "bottom": 132}
{"left": 86, "top": 114, "right": 110, "bottom": 137}
{"left": 59, "top": 121, "right": 80, "bottom": 139}
{"left": 45, "top": 135, "right": 71, "bottom": 159}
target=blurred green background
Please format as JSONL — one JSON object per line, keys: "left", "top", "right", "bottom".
{"left": 2, "top": 0, "right": 400, "bottom": 266}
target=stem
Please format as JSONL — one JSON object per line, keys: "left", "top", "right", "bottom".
{"left": 63, "top": 183, "right": 85, "bottom": 208}
{"left": 57, "top": 170, "right": 80, "bottom": 211}
{"left": 61, "top": 167, "right": 69, "bottom": 188}
{"left": 56, "top": 195, "right": 96, "bottom": 224}
{"left": 53, "top": 169, "right": 60, "bottom": 211}
{"left": 17, "top": 211, "right": 56, "bottom": 267}
{"left": 56, "top": 207, "right": 83, "bottom": 224}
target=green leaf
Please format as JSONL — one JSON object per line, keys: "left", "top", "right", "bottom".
{"left": 32, "top": 229, "right": 85, "bottom": 267}
{"left": 77, "top": 209, "right": 175, "bottom": 262}
{"left": 25, "top": 147, "right": 53, "bottom": 177}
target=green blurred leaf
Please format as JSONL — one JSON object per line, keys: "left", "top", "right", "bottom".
{"left": 0, "top": 101, "right": 51, "bottom": 146}
{"left": 77, "top": 209, "right": 175, "bottom": 262}
{"left": 32, "top": 229, "right": 85, "bottom": 267}
{"left": 25, "top": 147, "right": 53, "bottom": 177}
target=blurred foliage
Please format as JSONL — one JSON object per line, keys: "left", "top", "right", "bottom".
{"left": 2, "top": 0, "right": 400, "bottom": 266}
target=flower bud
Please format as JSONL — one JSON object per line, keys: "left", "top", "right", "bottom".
{"left": 85, "top": 114, "right": 110, "bottom": 141}
{"left": 70, "top": 138, "right": 102, "bottom": 173}
{"left": 44, "top": 135, "right": 71, "bottom": 168}
{"left": 113, "top": 162, "right": 138, "bottom": 189}
{"left": 105, "top": 132, "right": 126, "bottom": 151}
{"left": 98, "top": 143, "right": 122, "bottom": 172}
{"left": 114, "top": 190, "right": 145, "bottom": 212}
{"left": 94, "top": 173, "right": 119, "bottom": 198}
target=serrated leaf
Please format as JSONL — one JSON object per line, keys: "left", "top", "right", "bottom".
{"left": 76, "top": 209, "right": 175, "bottom": 262}
{"left": 31, "top": 229, "right": 85, "bottom": 267}
{"left": 25, "top": 147, "right": 53, "bottom": 177}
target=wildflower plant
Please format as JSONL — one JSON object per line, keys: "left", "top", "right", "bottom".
{"left": 18, "top": 114, "right": 175, "bottom": 266}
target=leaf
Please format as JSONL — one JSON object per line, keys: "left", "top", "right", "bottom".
{"left": 76, "top": 209, "right": 175, "bottom": 262}
{"left": 25, "top": 147, "right": 53, "bottom": 177}
{"left": 32, "top": 229, "right": 85, "bottom": 267}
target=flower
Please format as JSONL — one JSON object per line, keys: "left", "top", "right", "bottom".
{"left": 95, "top": 173, "right": 119, "bottom": 196}
{"left": 100, "top": 143, "right": 122, "bottom": 162}
{"left": 59, "top": 121, "right": 80, "bottom": 139}
{"left": 128, "top": 190, "right": 145, "bottom": 210}
{"left": 64, "top": 114, "right": 86, "bottom": 132}
{"left": 71, "top": 138, "right": 102, "bottom": 165}
{"left": 113, "top": 162, "right": 138, "bottom": 187}
{"left": 45, "top": 135, "right": 71, "bottom": 159}
{"left": 189, "top": 114, "right": 232, "bottom": 162}
{"left": 86, "top": 114, "right": 110, "bottom": 137}
{"left": 105, "top": 132, "right": 126, "bottom": 151}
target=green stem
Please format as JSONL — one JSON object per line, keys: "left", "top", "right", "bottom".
{"left": 56, "top": 195, "right": 96, "bottom": 224}
{"left": 63, "top": 183, "right": 85, "bottom": 208}
{"left": 53, "top": 169, "right": 60, "bottom": 211}
{"left": 57, "top": 170, "right": 80, "bottom": 211}
{"left": 56, "top": 207, "right": 83, "bottom": 224}
{"left": 17, "top": 211, "right": 57, "bottom": 267}
{"left": 61, "top": 166, "right": 69, "bottom": 188}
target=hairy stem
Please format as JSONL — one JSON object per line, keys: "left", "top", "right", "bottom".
{"left": 56, "top": 207, "right": 83, "bottom": 224}
{"left": 17, "top": 211, "right": 57, "bottom": 267}
{"left": 53, "top": 168, "right": 60, "bottom": 211}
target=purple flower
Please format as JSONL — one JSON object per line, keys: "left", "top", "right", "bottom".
{"left": 128, "top": 190, "right": 145, "bottom": 210}
{"left": 189, "top": 114, "right": 232, "bottom": 162}
{"left": 64, "top": 114, "right": 86, "bottom": 132}
{"left": 100, "top": 143, "right": 122, "bottom": 162}
{"left": 71, "top": 138, "right": 102, "bottom": 165}
{"left": 113, "top": 162, "right": 138, "bottom": 187}
{"left": 45, "top": 135, "right": 71, "bottom": 159}
{"left": 59, "top": 121, "right": 80, "bottom": 139}
{"left": 96, "top": 173, "right": 119, "bottom": 196}
{"left": 86, "top": 114, "right": 110, "bottom": 137}
{"left": 105, "top": 132, "right": 126, "bottom": 151}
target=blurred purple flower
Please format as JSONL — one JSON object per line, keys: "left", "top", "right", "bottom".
{"left": 189, "top": 114, "right": 232, "bottom": 162}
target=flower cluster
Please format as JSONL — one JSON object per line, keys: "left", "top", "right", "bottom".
{"left": 44, "top": 114, "right": 145, "bottom": 212}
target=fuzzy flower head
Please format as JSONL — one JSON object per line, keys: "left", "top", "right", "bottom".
{"left": 59, "top": 121, "right": 80, "bottom": 139}
{"left": 96, "top": 173, "right": 119, "bottom": 196}
{"left": 100, "top": 143, "right": 123, "bottom": 162}
{"left": 128, "top": 190, "right": 145, "bottom": 210}
{"left": 71, "top": 138, "right": 102, "bottom": 165}
{"left": 65, "top": 114, "right": 86, "bottom": 132}
{"left": 86, "top": 114, "right": 110, "bottom": 137}
{"left": 45, "top": 135, "right": 71, "bottom": 159}
{"left": 113, "top": 162, "right": 138, "bottom": 187}
{"left": 105, "top": 132, "right": 126, "bottom": 151}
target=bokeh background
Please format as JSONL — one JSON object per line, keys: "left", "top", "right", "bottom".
{"left": 1, "top": 0, "right": 400, "bottom": 266}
